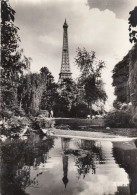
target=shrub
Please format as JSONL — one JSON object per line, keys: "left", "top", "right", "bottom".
{"left": 1, "top": 110, "right": 14, "bottom": 119}
{"left": 70, "top": 103, "right": 89, "bottom": 118}
{"left": 1, "top": 116, "right": 30, "bottom": 137}
{"left": 1, "top": 107, "right": 26, "bottom": 119}
{"left": 34, "top": 117, "right": 55, "bottom": 129}
{"left": 104, "top": 110, "right": 134, "bottom": 128}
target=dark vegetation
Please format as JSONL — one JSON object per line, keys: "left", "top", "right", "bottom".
{"left": 104, "top": 110, "right": 135, "bottom": 128}
{"left": 112, "top": 54, "right": 130, "bottom": 105}
{"left": 1, "top": 136, "right": 54, "bottom": 195}
{"left": 109, "top": 42, "right": 137, "bottom": 127}
{"left": 129, "top": 6, "right": 137, "bottom": 43}
{"left": 105, "top": 6, "right": 137, "bottom": 128}
{"left": 75, "top": 48, "right": 107, "bottom": 117}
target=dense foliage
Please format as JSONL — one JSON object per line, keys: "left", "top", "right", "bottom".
{"left": 17, "top": 67, "right": 56, "bottom": 115}
{"left": 55, "top": 78, "right": 79, "bottom": 117}
{"left": 1, "top": 0, "right": 30, "bottom": 118}
{"left": 128, "top": 43, "right": 137, "bottom": 125}
{"left": 70, "top": 102, "right": 89, "bottom": 118}
{"left": 1, "top": 116, "right": 30, "bottom": 137}
{"left": 128, "top": 7, "right": 137, "bottom": 125}
{"left": 75, "top": 48, "right": 107, "bottom": 116}
{"left": 129, "top": 7, "right": 137, "bottom": 43}
{"left": 112, "top": 42, "right": 137, "bottom": 125}
{"left": 105, "top": 110, "right": 134, "bottom": 128}
{"left": 112, "top": 54, "right": 130, "bottom": 106}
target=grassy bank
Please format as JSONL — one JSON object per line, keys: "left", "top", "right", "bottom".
{"left": 55, "top": 118, "right": 104, "bottom": 129}
{"left": 54, "top": 118, "right": 137, "bottom": 137}
{"left": 52, "top": 128, "right": 137, "bottom": 140}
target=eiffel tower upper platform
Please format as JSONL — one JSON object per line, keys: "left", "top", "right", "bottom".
{"left": 58, "top": 19, "right": 72, "bottom": 84}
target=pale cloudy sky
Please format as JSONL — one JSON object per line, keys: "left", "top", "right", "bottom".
{"left": 10, "top": 0, "right": 136, "bottom": 110}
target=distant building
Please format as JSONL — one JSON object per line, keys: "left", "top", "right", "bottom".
{"left": 58, "top": 19, "right": 72, "bottom": 84}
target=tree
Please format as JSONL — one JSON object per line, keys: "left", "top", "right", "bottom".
{"left": 17, "top": 67, "right": 56, "bottom": 115}
{"left": 112, "top": 54, "right": 130, "bottom": 107}
{"left": 40, "top": 67, "right": 54, "bottom": 85}
{"left": 111, "top": 7, "right": 137, "bottom": 125}
{"left": 70, "top": 102, "right": 89, "bottom": 118}
{"left": 1, "top": 0, "right": 30, "bottom": 116}
{"left": 56, "top": 78, "right": 79, "bottom": 117}
{"left": 128, "top": 44, "right": 137, "bottom": 125}
{"left": 40, "top": 67, "right": 57, "bottom": 111}
{"left": 128, "top": 7, "right": 137, "bottom": 124}
{"left": 18, "top": 72, "right": 44, "bottom": 115}
{"left": 40, "top": 82, "right": 58, "bottom": 111}
{"left": 60, "top": 79, "right": 78, "bottom": 107}
{"left": 75, "top": 48, "right": 107, "bottom": 116}
{"left": 129, "top": 7, "right": 137, "bottom": 43}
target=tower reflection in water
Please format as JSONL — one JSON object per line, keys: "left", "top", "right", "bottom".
{"left": 61, "top": 138, "right": 70, "bottom": 188}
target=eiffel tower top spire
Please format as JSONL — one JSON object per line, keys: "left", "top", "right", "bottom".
{"left": 58, "top": 19, "right": 72, "bottom": 83}
{"left": 63, "top": 19, "right": 68, "bottom": 28}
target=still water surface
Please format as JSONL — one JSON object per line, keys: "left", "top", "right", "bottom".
{"left": 1, "top": 135, "right": 137, "bottom": 195}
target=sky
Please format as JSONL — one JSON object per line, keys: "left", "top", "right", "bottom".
{"left": 10, "top": 0, "right": 137, "bottom": 110}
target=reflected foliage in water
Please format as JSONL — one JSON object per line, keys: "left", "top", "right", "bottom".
{"left": 113, "top": 140, "right": 137, "bottom": 195}
{"left": 75, "top": 140, "right": 105, "bottom": 178}
{"left": 61, "top": 138, "right": 105, "bottom": 179}
{"left": 1, "top": 135, "right": 54, "bottom": 195}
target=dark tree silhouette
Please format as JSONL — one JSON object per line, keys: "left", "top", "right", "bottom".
{"left": 1, "top": 0, "right": 30, "bottom": 116}
{"left": 129, "top": 7, "right": 137, "bottom": 43}
{"left": 75, "top": 48, "right": 107, "bottom": 116}
{"left": 112, "top": 54, "right": 130, "bottom": 107}
{"left": 1, "top": 136, "right": 54, "bottom": 195}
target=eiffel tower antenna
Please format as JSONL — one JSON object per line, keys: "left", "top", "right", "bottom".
{"left": 58, "top": 19, "right": 72, "bottom": 83}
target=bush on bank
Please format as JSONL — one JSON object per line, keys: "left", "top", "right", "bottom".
{"left": 34, "top": 117, "right": 55, "bottom": 129}
{"left": 1, "top": 116, "right": 30, "bottom": 137}
{"left": 104, "top": 110, "right": 135, "bottom": 128}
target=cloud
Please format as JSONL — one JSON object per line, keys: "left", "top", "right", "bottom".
{"left": 39, "top": 35, "right": 60, "bottom": 46}
{"left": 87, "top": 0, "right": 137, "bottom": 19}
{"left": 10, "top": 0, "right": 133, "bottom": 109}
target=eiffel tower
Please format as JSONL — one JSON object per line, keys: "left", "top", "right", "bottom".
{"left": 58, "top": 19, "right": 72, "bottom": 83}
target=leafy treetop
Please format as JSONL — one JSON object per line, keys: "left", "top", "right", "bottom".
{"left": 129, "top": 6, "right": 137, "bottom": 43}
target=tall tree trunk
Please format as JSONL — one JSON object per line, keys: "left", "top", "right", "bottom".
{"left": 89, "top": 102, "right": 92, "bottom": 118}
{"left": 19, "top": 97, "right": 22, "bottom": 111}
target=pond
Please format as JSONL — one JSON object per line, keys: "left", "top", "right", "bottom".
{"left": 1, "top": 134, "right": 137, "bottom": 195}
